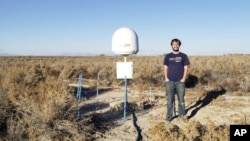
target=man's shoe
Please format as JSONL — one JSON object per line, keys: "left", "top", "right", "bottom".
{"left": 166, "top": 117, "right": 172, "bottom": 122}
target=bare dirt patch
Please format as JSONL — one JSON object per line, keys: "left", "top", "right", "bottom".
{"left": 75, "top": 85, "right": 250, "bottom": 141}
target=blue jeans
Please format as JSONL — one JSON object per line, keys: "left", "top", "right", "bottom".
{"left": 166, "top": 81, "right": 186, "bottom": 120}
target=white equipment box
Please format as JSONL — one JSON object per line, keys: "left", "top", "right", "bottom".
{"left": 116, "top": 62, "right": 133, "bottom": 79}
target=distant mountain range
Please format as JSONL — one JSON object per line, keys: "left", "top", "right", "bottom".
{"left": 0, "top": 52, "right": 249, "bottom": 56}
{"left": 0, "top": 52, "right": 16, "bottom": 56}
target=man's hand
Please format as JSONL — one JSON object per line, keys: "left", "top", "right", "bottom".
{"left": 180, "top": 79, "right": 185, "bottom": 82}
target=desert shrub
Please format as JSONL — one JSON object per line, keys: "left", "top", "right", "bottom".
{"left": 221, "top": 77, "right": 241, "bottom": 92}
{"left": 24, "top": 65, "right": 45, "bottom": 87}
{"left": 45, "top": 66, "right": 63, "bottom": 77}
{"left": 12, "top": 72, "right": 26, "bottom": 84}
{"left": 239, "top": 75, "right": 250, "bottom": 92}
{"left": 147, "top": 120, "right": 229, "bottom": 141}
{"left": 147, "top": 122, "right": 186, "bottom": 141}
{"left": 0, "top": 89, "right": 11, "bottom": 136}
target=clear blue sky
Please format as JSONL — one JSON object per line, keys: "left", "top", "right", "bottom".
{"left": 1, "top": 0, "right": 250, "bottom": 56}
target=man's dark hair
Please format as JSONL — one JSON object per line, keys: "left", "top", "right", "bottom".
{"left": 171, "top": 38, "right": 181, "bottom": 46}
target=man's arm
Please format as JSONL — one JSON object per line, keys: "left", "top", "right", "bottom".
{"left": 181, "top": 65, "right": 188, "bottom": 82}
{"left": 164, "top": 65, "right": 169, "bottom": 82}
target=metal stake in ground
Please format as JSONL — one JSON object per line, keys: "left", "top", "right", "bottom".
{"left": 77, "top": 73, "right": 83, "bottom": 117}
{"left": 96, "top": 72, "right": 100, "bottom": 103}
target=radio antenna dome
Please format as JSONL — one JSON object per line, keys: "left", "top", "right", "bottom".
{"left": 112, "top": 27, "right": 139, "bottom": 55}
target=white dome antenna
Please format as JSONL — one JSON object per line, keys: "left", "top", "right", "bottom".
{"left": 111, "top": 27, "right": 139, "bottom": 121}
{"left": 112, "top": 27, "right": 139, "bottom": 55}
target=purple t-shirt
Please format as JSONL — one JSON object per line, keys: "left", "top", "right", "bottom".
{"left": 163, "top": 52, "right": 190, "bottom": 81}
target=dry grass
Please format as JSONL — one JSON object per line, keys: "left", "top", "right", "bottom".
{"left": 147, "top": 120, "right": 229, "bottom": 141}
{"left": 0, "top": 55, "right": 249, "bottom": 140}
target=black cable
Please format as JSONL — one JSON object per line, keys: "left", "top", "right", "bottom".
{"left": 129, "top": 104, "right": 142, "bottom": 141}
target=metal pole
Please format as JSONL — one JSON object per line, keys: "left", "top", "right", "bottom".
{"left": 123, "top": 75, "right": 127, "bottom": 121}
{"left": 123, "top": 56, "right": 128, "bottom": 120}
{"left": 150, "top": 71, "right": 152, "bottom": 104}
{"left": 96, "top": 72, "right": 99, "bottom": 102}
{"left": 77, "top": 73, "right": 83, "bottom": 117}
{"left": 150, "top": 87, "right": 152, "bottom": 104}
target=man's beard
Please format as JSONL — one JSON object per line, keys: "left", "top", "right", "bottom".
{"left": 172, "top": 48, "right": 179, "bottom": 52}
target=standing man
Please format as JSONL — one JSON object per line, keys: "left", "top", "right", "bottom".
{"left": 163, "top": 38, "right": 190, "bottom": 121}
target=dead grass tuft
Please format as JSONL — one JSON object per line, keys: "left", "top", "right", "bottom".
{"left": 147, "top": 120, "right": 229, "bottom": 141}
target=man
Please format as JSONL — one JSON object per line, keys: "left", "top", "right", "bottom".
{"left": 163, "top": 38, "right": 190, "bottom": 121}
